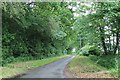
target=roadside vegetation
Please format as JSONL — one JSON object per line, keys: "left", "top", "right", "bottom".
{"left": 0, "top": 55, "right": 69, "bottom": 78}
{"left": 2, "top": 2, "right": 74, "bottom": 66}
{"left": 67, "top": 55, "right": 118, "bottom": 78}
{"left": 1, "top": 2, "right": 119, "bottom": 78}
{"left": 90, "top": 55, "right": 118, "bottom": 76}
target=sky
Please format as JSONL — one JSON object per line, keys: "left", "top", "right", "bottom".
{"left": 67, "top": 2, "right": 94, "bottom": 17}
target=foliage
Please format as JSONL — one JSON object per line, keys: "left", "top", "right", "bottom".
{"left": 74, "top": 2, "right": 120, "bottom": 55}
{"left": 67, "top": 55, "right": 113, "bottom": 78}
{"left": 1, "top": 55, "right": 69, "bottom": 78}
{"left": 80, "top": 45, "right": 100, "bottom": 56}
{"left": 2, "top": 2, "right": 74, "bottom": 65}
{"left": 89, "top": 55, "right": 118, "bottom": 77}
{"left": 2, "top": 2, "right": 119, "bottom": 78}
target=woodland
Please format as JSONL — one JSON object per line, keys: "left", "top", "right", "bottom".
{"left": 1, "top": 2, "right": 120, "bottom": 78}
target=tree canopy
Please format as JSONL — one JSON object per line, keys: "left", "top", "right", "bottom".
{"left": 2, "top": 2, "right": 120, "bottom": 65}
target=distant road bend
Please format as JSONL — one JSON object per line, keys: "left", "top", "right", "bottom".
{"left": 20, "top": 55, "right": 75, "bottom": 78}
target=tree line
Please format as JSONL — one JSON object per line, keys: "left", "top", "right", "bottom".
{"left": 2, "top": 2, "right": 75, "bottom": 65}
{"left": 2, "top": 2, "right": 120, "bottom": 65}
{"left": 73, "top": 2, "right": 120, "bottom": 55}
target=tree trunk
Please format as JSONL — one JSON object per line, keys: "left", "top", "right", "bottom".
{"left": 108, "top": 36, "right": 111, "bottom": 53}
{"left": 113, "top": 33, "right": 115, "bottom": 53}
{"left": 99, "top": 26, "right": 108, "bottom": 55}
{"left": 114, "top": 32, "right": 119, "bottom": 54}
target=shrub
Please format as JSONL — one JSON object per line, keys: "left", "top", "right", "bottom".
{"left": 89, "top": 45, "right": 101, "bottom": 56}
{"left": 81, "top": 45, "right": 100, "bottom": 56}
{"left": 81, "top": 45, "right": 90, "bottom": 56}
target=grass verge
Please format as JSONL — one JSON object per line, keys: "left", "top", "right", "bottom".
{"left": 0, "top": 55, "right": 69, "bottom": 78}
{"left": 89, "top": 55, "right": 119, "bottom": 77}
{"left": 67, "top": 55, "right": 115, "bottom": 78}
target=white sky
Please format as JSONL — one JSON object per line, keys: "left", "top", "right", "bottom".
{"left": 68, "top": 2, "right": 94, "bottom": 17}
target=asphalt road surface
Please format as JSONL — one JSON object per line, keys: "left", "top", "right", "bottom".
{"left": 20, "top": 55, "right": 75, "bottom": 78}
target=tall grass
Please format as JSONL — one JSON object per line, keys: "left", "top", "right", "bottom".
{"left": 89, "top": 54, "right": 118, "bottom": 77}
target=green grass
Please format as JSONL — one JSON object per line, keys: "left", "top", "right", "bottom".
{"left": 89, "top": 54, "right": 119, "bottom": 77}
{"left": 68, "top": 55, "right": 106, "bottom": 73}
{"left": 67, "top": 55, "right": 115, "bottom": 78}
{"left": 0, "top": 55, "right": 69, "bottom": 78}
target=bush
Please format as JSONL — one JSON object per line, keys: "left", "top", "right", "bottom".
{"left": 2, "top": 56, "right": 15, "bottom": 66}
{"left": 80, "top": 45, "right": 100, "bottom": 56}
{"left": 89, "top": 55, "right": 118, "bottom": 77}
{"left": 89, "top": 46, "right": 101, "bottom": 56}
{"left": 90, "top": 55, "right": 117, "bottom": 69}
{"left": 80, "top": 45, "right": 90, "bottom": 56}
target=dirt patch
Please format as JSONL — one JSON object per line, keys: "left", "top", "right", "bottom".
{"left": 65, "top": 67, "right": 114, "bottom": 78}
{"left": 76, "top": 71, "right": 113, "bottom": 78}
{"left": 65, "top": 56, "right": 116, "bottom": 78}
{"left": 64, "top": 66, "right": 74, "bottom": 78}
